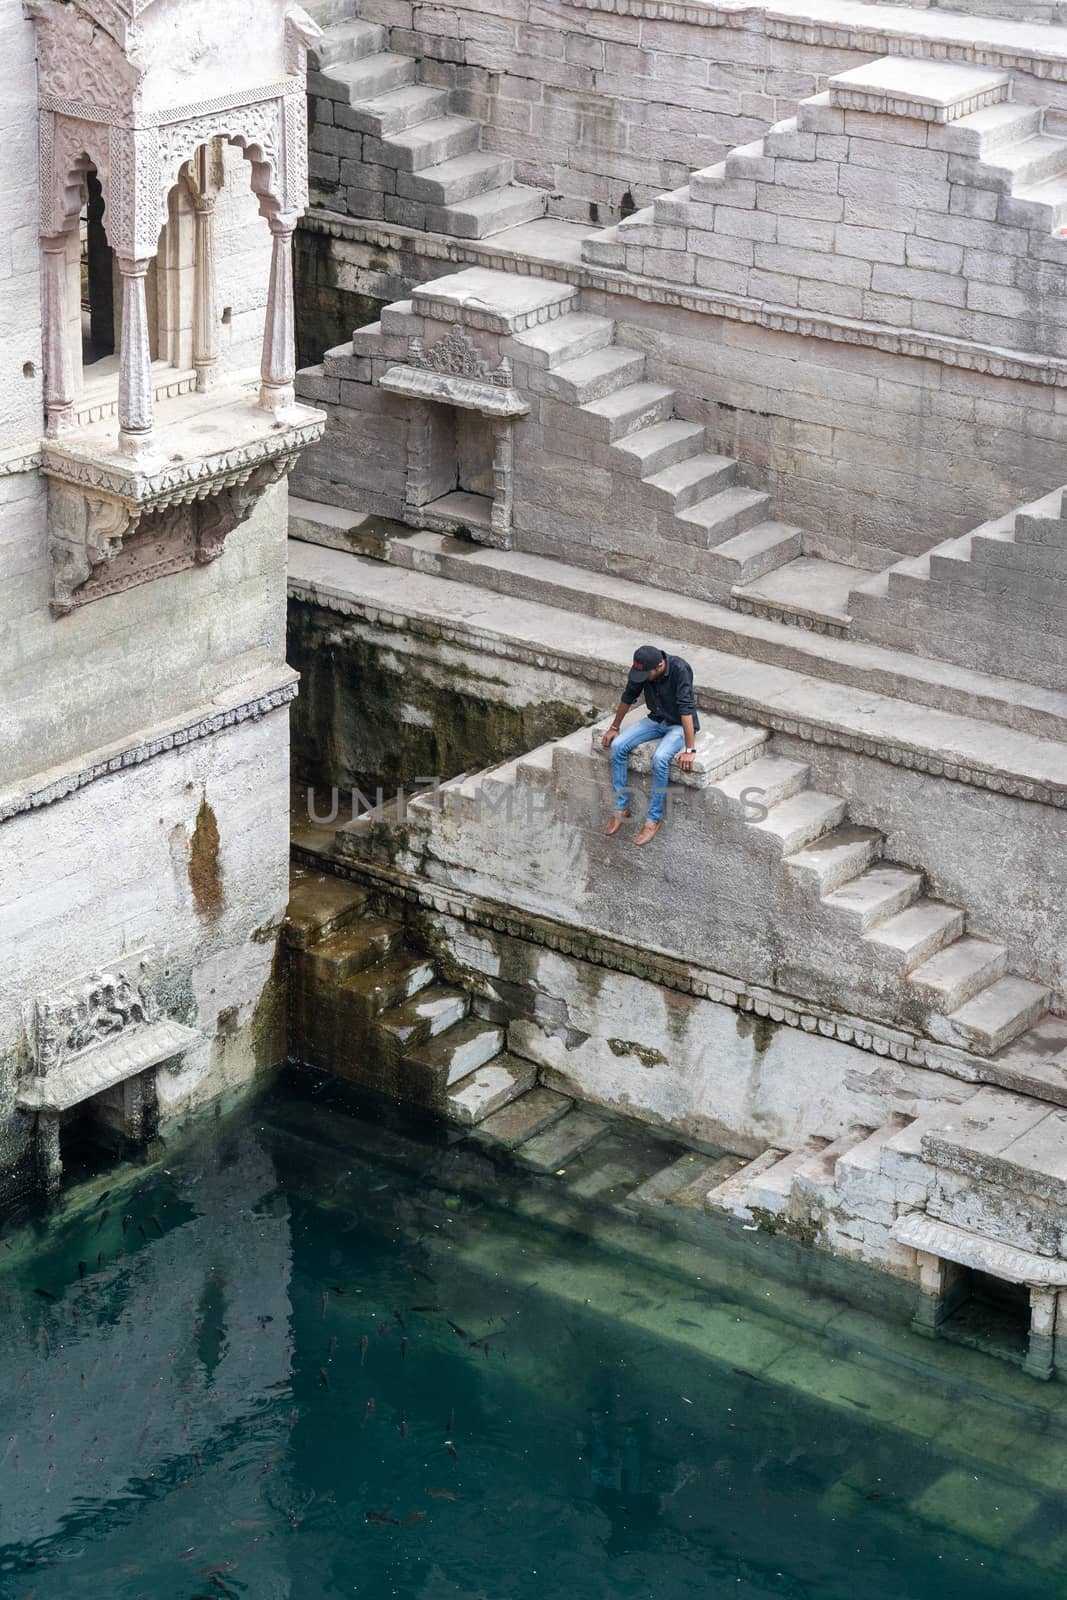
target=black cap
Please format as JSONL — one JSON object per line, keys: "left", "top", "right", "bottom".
{"left": 626, "top": 645, "right": 664, "bottom": 686}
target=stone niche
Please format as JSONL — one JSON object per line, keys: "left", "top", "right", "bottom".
{"left": 18, "top": 955, "right": 198, "bottom": 1198}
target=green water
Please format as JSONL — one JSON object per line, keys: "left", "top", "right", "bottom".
{"left": 3, "top": 1072, "right": 1067, "bottom": 1600}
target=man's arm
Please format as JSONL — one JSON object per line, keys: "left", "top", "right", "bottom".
{"left": 674, "top": 663, "right": 698, "bottom": 772}
{"left": 601, "top": 699, "right": 633, "bottom": 749}
{"left": 677, "top": 713, "right": 696, "bottom": 773}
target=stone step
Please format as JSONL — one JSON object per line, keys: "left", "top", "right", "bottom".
{"left": 942, "top": 974, "right": 1052, "bottom": 1055}
{"left": 475, "top": 1084, "right": 573, "bottom": 1145}
{"left": 344, "top": 83, "right": 450, "bottom": 138}
{"left": 624, "top": 1150, "right": 742, "bottom": 1211}
{"left": 642, "top": 452, "right": 737, "bottom": 512}
{"left": 676, "top": 486, "right": 770, "bottom": 547}
{"left": 786, "top": 823, "right": 883, "bottom": 895}
{"left": 284, "top": 871, "right": 372, "bottom": 950}
{"left": 611, "top": 419, "right": 707, "bottom": 478}
{"left": 509, "top": 312, "right": 616, "bottom": 370}
{"left": 742, "top": 1132, "right": 831, "bottom": 1216}
{"left": 444, "top": 1054, "right": 537, "bottom": 1126}
{"left": 705, "top": 1146, "right": 790, "bottom": 1221}
{"left": 383, "top": 115, "right": 481, "bottom": 173}
{"left": 514, "top": 1107, "right": 611, "bottom": 1171}
{"left": 288, "top": 495, "right": 390, "bottom": 559}
{"left": 592, "top": 710, "right": 768, "bottom": 787}
{"left": 963, "top": 133, "right": 1067, "bottom": 193}
{"left": 310, "top": 17, "right": 387, "bottom": 70}
{"left": 907, "top": 935, "right": 1008, "bottom": 1014}
{"left": 790, "top": 1126, "right": 876, "bottom": 1212}
{"left": 513, "top": 743, "right": 556, "bottom": 787}
{"left": 317, "top": 51, "right": 417, "bottom": 104}
{"left": 343, "top": 950, "right": 436, "bottom": 1014}
{"left": 412, "top": 266, "right": 579, "bottom": 335}
{"left": 713, "top": 754, "right": 810, "bottom": 812}
{"left": 700, "top": 521, "right": 803, "bottom": 584}
{"left": 404, "top": 1017, "right": 505, "bottom": 1089}
{"left": 401, "top": 151, "right": 515, "bottom": 207}
{"left": 535, "top": 345, "right": 646, "bottom": 405}
{"left": 562, "top": 1130, "right": 684, "bottom": 1204}
{"left": 863, "top": 899, "right": 966, "bottom": 973}
{"left": 300, "top": 917, "right": 405, "bottom": 983}
{"left": 821, "top": 863, "right": 924, "bottom": 932}
{"left": 581, "top": 226, "right": 624, "bottom": 268}
{"left": 750, "top": 789, "right": 848, "bottom": 854}
{"left": 939, "top": 101, "right": 1043, "bottom": 158}
{"left": 1010, "top": 171, "right": 1067, "bottom": 227}
{"left": 581, "top": 382, "right": 676, "bottom": 443}
{"left": 378, "top": 984, "right": 470, "bottom": 1053}
{"left": 432, "top": 183, "right": 547, "bottom": 240}
{"left": 304, "top": 0, "right": 359, "bottom": 26}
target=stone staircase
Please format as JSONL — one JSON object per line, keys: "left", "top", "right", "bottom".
{"left": 848, "top": 486, "right": 1067, "bottom": 686}
{"left": 338, "top": 709, "right": 1055, "bottom": 1060}
{"left": 510, "top": 310, "right": 804, "bottom": 588}
{"left": 306, "top": 3, "right": 547, "bottom": 238}
{"left": 581, "top": 74, "right": 1067, "bottom": 276}
{"left": 284, "top": 866, "right": 535, "bottom": 1123}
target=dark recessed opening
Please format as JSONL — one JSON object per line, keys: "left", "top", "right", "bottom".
{"left": 941, "top": 1267, "right": 1030, "bottom": 1364}
{"left": 221, "top": 306, "right": 233, "bottom": 326}
{"left": 22, "top": 362, "right": 35, "bottom": 379}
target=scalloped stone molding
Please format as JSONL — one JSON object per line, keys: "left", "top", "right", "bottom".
{"left": 0, "top": 668, "right": 298, "bottom": 826}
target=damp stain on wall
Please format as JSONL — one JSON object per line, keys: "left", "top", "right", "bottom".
{"left": 189, "top": 795, "right": 225, "bottom": 923}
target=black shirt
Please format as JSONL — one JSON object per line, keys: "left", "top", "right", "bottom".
{"left": 621, "top": 653, "right": 700, "bottom": 733}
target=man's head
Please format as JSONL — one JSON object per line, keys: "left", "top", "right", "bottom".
{"left": 627, "top": 645, "right": 667, "bottom": 687}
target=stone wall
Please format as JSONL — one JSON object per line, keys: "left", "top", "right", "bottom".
{"left": 0, "top": 707, "right": 290, "bottom": 1205}
{"left": 353, "top": 0, "right": 1067, "bottom": 227}
{"left": 0, "top": 6, "right": 45, "bottom": 459}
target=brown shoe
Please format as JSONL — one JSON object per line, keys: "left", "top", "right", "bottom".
{"left": 604, "top": 810, "right": 631, "bottom": 836}
{"left": 635, "top": 820, "right": 661, "bottom": 846}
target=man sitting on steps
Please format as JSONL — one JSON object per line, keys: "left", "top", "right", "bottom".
{"left": 601, "top": 645, "right": 699, "bottom": 846}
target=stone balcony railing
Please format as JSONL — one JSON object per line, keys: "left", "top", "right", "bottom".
{"left": 40, "top": 377, "right": 324, "bottom": 616}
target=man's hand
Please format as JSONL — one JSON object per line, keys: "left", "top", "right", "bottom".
{"left": 676, "top": 749, "right": 696, "bottom": 774}
{"left": 601, "top": 725, "right": 620, "bottom": 749}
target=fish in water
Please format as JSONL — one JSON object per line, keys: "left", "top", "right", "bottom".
{"left": 288, "top": 1409, "right": 299, "bottom": 1428}
{"left": 77, "top": 1262, "right": 86, "bottom": 1280}
{"left": 426, "top": 1487, "right": 458, "bottom": 1501}
{"left": 34, "top": 1287, "right": 57, "bottom": 1302}
{"left": 138, "top": 1224, "right": 148, "bottom": 1242}
{"left": 97, "top": 1252, "right": 106, "bottom": 1269}
{"left": 410, "top": 1305, "right": 441, "bottom": 1314}
{"left": 327, "top": 1336, "right": 337, "bottom": 1358}
{"left": 445, "top": 1440, "right": 458, "bottom": 1462}
{"left": 446, "top": 1320, "right": 468, "bottom": 1340}
{"left": 393, "top": 1308, "right": 406, "bottom": 1330}
{"left": 318, "top": 1368, "right": 330, "bottom": 1391}
{"left": 362, "top": 1398, "right": 376, "bottom": 1424}
{"left": 330, "top": 1285, "right": 347, "bottom": 1295}
{"left": 359, "top": 1335, "right": 369, "bottom": 1367}
{"left": 399, "top": 1417, "right": 409, "bottom": 1440}
{"left": 121, "top": 1215, "right": 131, "bottom": 1236}
{"left": 446, "top": 1408, "right": 455, "bottom": 1433}
{"left": 321, "top": 1291, "right": 329, "bottom": 1320}
{"left": 150, "top": 1217, "right": 163, "bottom": 1236}
{"left": 400, "top": 1338, "right": 409, "bottom": 1360}
{"left": 366, "top": 1510, "right": 401, "bottom": 1527}
{"left": 404, "top": 1511, "right": 426, "bottom": 1525}
{"left": 377, "top": 1321, "right": 389, "bottom": 1338}
{"left": 177, "top": 1547, "right": 199, "bottom": 1561}
{"left": 96, "top": 1210, "right": 110, "bottom": 1233}
{"left": 97, "top": 1190, "right": 111, "bottom": 1206}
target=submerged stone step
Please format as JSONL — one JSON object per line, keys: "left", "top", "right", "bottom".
{"left": 514, "top": 1108, "right": 611, "bottom": 1171}
{"left": 624, "top": 1150, "right": 743, "bottom": 1212}
{"left": 561, "top": 1131, "right": 686, "bottom": 1204}
{"left": 706, "top": 1147, "right": 789, "bottom": 1220}
{"left": 475, "top": 1085, "right": 573, "bottom": 1146}
{"left": 445, "top": 1054, "right": 537, "bottom": 1126}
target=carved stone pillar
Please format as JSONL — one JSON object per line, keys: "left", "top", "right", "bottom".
{"left": 490, "top": 419, "right": 515, "bottom": 548}
{"left": 36, "top": 1112, "right": 63, "bottom": 1201}
{"left": 259, "top": 215, "right": 298, "bottom": 413}
{"left": 42, "top": 234, "right": 76, "bottom": 439}
{"left": 192, "top": 192, "right": 219, "bottom": 393}
{"left": 118, "top": 257, "right": 154, "bottom": 457}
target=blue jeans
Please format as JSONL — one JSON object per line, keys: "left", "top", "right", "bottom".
{"left": 610, "top": 718, "right": 686, "bottom": 823}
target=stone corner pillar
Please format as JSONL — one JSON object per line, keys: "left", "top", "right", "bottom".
{"left": 259, "top": 214, "right": 299, "bottom": 415}
{"left": 42, "top": 233, "right": 76, "bottom": 439}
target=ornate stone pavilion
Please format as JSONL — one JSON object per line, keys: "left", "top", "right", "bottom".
{"left": 0, "top": 0, "right": 324, "bottom": 1198}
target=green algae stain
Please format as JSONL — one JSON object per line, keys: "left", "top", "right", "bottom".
{"left": 607, "top": 1038, "right": 668, "bottom": 1070}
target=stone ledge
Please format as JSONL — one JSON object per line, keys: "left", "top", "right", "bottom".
{"left": 293, "top": 838, "right": 1067, "bottom": 1107}
{"left": 828, "top": 57, "right": 1011, "bottom": 121}
{"left": 17, "top": 1018, "right": 200, "bottom": 1114}
{"left": 894, "top": 1211, "right": 1067, "bottom": 1285}
{"left": 381, "top": 364, "right": 530, "bottom": 415}
{"left": 0, "top": 666, "right": 299, "bottom": 826}
{"left": 0, "top": 442, "right": 43, "bottom": 478}
{"left": 300, "top": 211, "right": 1067, "bottom": 392}
{"left": 559, "top": 0, "right": 1067, "bottom": 84}
{"left": 288, "top": 563, "right": 1067, "bottom": 811}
